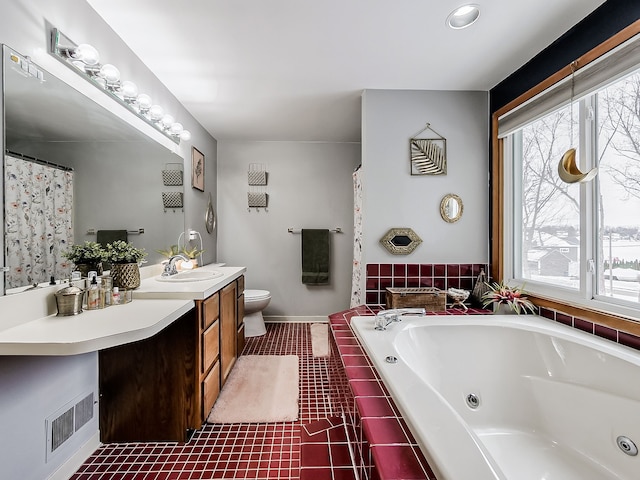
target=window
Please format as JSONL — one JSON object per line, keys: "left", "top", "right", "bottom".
{"left": 596, "top": 73, "right": 640, "bottom": 304}
{"left": 500, "top": 35, "right": 640, "bottom": 318}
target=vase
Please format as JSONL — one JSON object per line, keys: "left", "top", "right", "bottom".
{"left": 75, "top": 262, "right": 103, "bottom": 278}
{"left": 111, "top": 263, "right": 141, "bottom": 289}
{"left": 493, "top": 303, "right": 514, "bottom": 315}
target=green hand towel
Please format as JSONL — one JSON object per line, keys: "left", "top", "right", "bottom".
{"left": 96, "top": 230, "right": 128, "bottom": 247}
{"left": 301, "top": 229, "right": 330, "bottom": 285}
{"left": 97, "top": 230, "right": 128, "bottom": 270}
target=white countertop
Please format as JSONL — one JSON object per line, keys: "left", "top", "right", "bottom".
{"left": 0, "top": 264, "right": 246, "bottom": 355}
{"left": 0, "top": 298, "right": 194, "bottom": 356}
{"left": 133, "top": 265, "right": 246, "bottom": 300}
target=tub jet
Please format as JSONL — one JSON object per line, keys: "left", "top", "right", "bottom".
{"left": 617, "top": 436, "right": 638, "bottom": 456}
{"left": 466, "top": 393, "right": 480, "bottom": 409}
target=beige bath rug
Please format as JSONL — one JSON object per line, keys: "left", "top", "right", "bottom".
{"left": 310, "top": 323, "right": 330, "bottom": 357}
{"left": 207, "top": 355, "right": 299, "bottom": 424}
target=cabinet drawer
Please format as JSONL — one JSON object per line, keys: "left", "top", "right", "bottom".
{"left": 202, "top": 361, "right": 220, "bottom": 419}
{"left": 236, "top": 275, "right": 245, "bottom": 296}
{"left": 202, "top": 320, "right": 219, "bottom": 373}
{"left": 202, "top": 292, "right": 220, "bottom": 329}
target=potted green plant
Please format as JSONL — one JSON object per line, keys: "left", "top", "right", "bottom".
{"left": 481, "top": 280, "right": 536, "bottom": 314}
{"left": 62, "top": 241, "right": 108, "bottom": 277}
{"left": 105, "top": 240, "right": 147, "bottom": 289}
{"left": 156, "top": 244, "right": 181, "bottom": 259}
{"left": 181, "top": 245, "right": 205, "bottom": 267}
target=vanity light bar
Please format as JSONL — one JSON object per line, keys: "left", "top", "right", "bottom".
{"left": 49, "top": 27, "right": 191, "bottom": 144}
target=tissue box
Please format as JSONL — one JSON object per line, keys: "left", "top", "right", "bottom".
{"left": 385, "top": 287, "right": 446, "bottom": 312}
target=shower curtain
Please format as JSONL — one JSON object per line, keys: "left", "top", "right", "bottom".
{"left": 350, "top": 165, "right": 363, "bottom": 307}
{"left": 4, "top": 155, "right": 74, "bottom": 289}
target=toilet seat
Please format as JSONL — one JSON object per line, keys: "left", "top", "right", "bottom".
{"left": 244, "top": 289, "right": 270, "bottom": 301}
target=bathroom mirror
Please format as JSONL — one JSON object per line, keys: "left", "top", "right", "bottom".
{"left": 380, "top": 228, "right": 423, "bottom": 255}
{"left": 440, "top": 194, "right": 463, "bottom": 223}
{"left": 2, "top": 45, "right": 185, "bottom": 294}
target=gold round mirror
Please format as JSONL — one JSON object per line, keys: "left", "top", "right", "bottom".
{"left": 440, "top": 194, "right": 463, "bottom": 223}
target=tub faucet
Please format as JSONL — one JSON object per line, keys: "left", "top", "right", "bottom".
{"left": 161, "top": 254, "right": 189, "bottom": 277}
{"left": 374, "top": 308, "right": 426, "bottom": 331}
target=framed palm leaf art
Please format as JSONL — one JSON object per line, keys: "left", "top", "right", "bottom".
{"left": 410, "top": 123, "right": 447, "bottom": 176}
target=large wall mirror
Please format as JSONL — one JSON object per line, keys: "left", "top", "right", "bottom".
{"left": 2, "top": 45, "right": 185, "bottom": 294}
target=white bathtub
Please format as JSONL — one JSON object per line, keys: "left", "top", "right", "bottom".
{"left": 351, "top": 314, "right": 640, "bottom": 480}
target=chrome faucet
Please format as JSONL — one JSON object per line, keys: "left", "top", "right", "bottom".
{"left": 161, "top": 254, "right": 189, "bottom": 277}
{"left": 374, "top": 308, "right": 426, "bottom": 331}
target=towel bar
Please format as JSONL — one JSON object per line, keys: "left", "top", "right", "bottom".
{"left": 287, "top": 227, "right": 342, "bottom": 234}
{"left": 86, "top": 228, "right": 145, "bottom": 235}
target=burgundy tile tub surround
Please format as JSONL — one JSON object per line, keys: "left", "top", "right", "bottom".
{"left": 365, "top": 263, "right": 488, "bottom": 306}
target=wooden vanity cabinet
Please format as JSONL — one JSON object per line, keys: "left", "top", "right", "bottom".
{"left": 99, "top": 308, "right": 198, "bottom": 443}
{"left": 99, "top": 274, "right": 245, "bottom": 442}
{"left": 196, "top": 274, "right": 244, "bottom": 423}
{"left": 195, "top": 292, "right": 220, "bottom": 425}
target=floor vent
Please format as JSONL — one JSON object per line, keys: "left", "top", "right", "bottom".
{"left": 46, "top": 391, "right": 96, "bottom": 462}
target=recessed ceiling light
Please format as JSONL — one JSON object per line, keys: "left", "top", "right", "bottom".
{"left": 446, "top": 4, "right": 480, "bottom": 29}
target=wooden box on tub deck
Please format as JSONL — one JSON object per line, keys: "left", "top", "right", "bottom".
{"left": 385, "top": 287, "right": 446, "bottom": 312}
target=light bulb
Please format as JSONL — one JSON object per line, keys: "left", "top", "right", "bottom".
{"left": 137, "top": 93, "right": 152, "bottom": 112}
{"left": 149, "top": 104, "right": 164, "bottom": 121}
{"left": 74, "top": 44, "right": 100, "bottom": 65}
{"left": 161, "top": 114, "right": 175, "bottom": 128}
{"left": 170, "top": 123, "right": 184, "bottom": 135}
{"left": 100, "top": 64, "right": 120, "bottom": 83}
{"left": 121, "top": 80, "right": 138, "bottom": 100}
{"left": 180, "top": 130, "right": 191, "bottom": 142}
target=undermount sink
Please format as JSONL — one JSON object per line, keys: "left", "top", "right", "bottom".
{"left": 156, "top": 270, "right": 224, "bottom": 283}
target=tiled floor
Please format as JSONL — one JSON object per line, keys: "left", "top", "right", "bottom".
{"left": 72, "top": 323, "right": 355, "bottom": 480}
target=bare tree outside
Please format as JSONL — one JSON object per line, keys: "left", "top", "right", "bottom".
{"left": 518, "top": 104, "right": 580, "bottom": 285}
{"left": 513, "top": 71, "right": 640, "bottom": 303}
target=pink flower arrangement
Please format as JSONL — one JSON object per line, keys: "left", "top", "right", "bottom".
{"left": 481, "top": 281, "right": 536, "bottom": 314}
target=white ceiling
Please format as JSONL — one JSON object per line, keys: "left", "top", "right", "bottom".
{"left": 87, "top": 0, "right": 607, "bottom": 143}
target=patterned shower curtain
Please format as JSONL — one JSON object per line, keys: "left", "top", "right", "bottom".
{"left": 350, "top": 165, "right": 363, "bottom": 307}
{"left": 4, "top": 155, "right": 74, "bottom": 289}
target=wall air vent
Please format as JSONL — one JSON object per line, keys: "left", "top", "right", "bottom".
{"left": 50, "top": 407, "right": 74, "bottom": 452}
{"left": 45, "top": 391, "right": 96, "bottom": 462}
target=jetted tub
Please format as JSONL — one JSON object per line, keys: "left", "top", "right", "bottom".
{"left": 351, "top": 314, "right": 640, "bottom": 480}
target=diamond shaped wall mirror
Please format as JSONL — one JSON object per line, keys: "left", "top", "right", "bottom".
{"left": 380, "top": 228, "right": 422, "bottom": 255}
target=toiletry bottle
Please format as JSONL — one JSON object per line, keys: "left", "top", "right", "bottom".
{"left": 96, "top": 277, "right": 105, "bottom": 309}
{"left": 102, "top": 275, "right": 112, "bottom": 306}
{"left": 112, "top": 287, "right": 121, "bottom": 305}
{"left": 87, "top": 276, "right": 99, "bottom": 309}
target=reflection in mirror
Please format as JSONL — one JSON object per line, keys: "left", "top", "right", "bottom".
{"left": 440, "top": 194, "right": 463, "bottom": 223}
{"left": 390, "top": 235, "right": 412, "bottom": 247}
{"left": 2, "top": 45, "right": 185, "bottom": 294}
{"left": 380, "top": 228, "right": 422, "bottom": 255}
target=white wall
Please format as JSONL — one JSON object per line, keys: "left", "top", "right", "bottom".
{"left": 0, "top": 1, "right": 218, "bottom": 478}
{"left": 0, "top": 354, "right": 98, "bottom": 480}
{"left": 361, "top": 89, "right": 489, "bottom": 268}
{"left": 217, "top": 141, "right": 361, "bottom": 318}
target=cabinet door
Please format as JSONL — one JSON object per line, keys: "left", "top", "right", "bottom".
{"left": 220, "top": 282, "right": 237, "bottom": 384}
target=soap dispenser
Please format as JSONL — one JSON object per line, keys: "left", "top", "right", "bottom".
{"left": 86, "top": 275, "right": 100, "bottom": 310}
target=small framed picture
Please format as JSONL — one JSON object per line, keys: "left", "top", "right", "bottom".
{"left": 191, "top": 147, "right": 205, "bottom": 192}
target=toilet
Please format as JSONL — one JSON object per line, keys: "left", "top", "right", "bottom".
{"left": 243, "top": 289, "right": 271, "bottom": 337}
